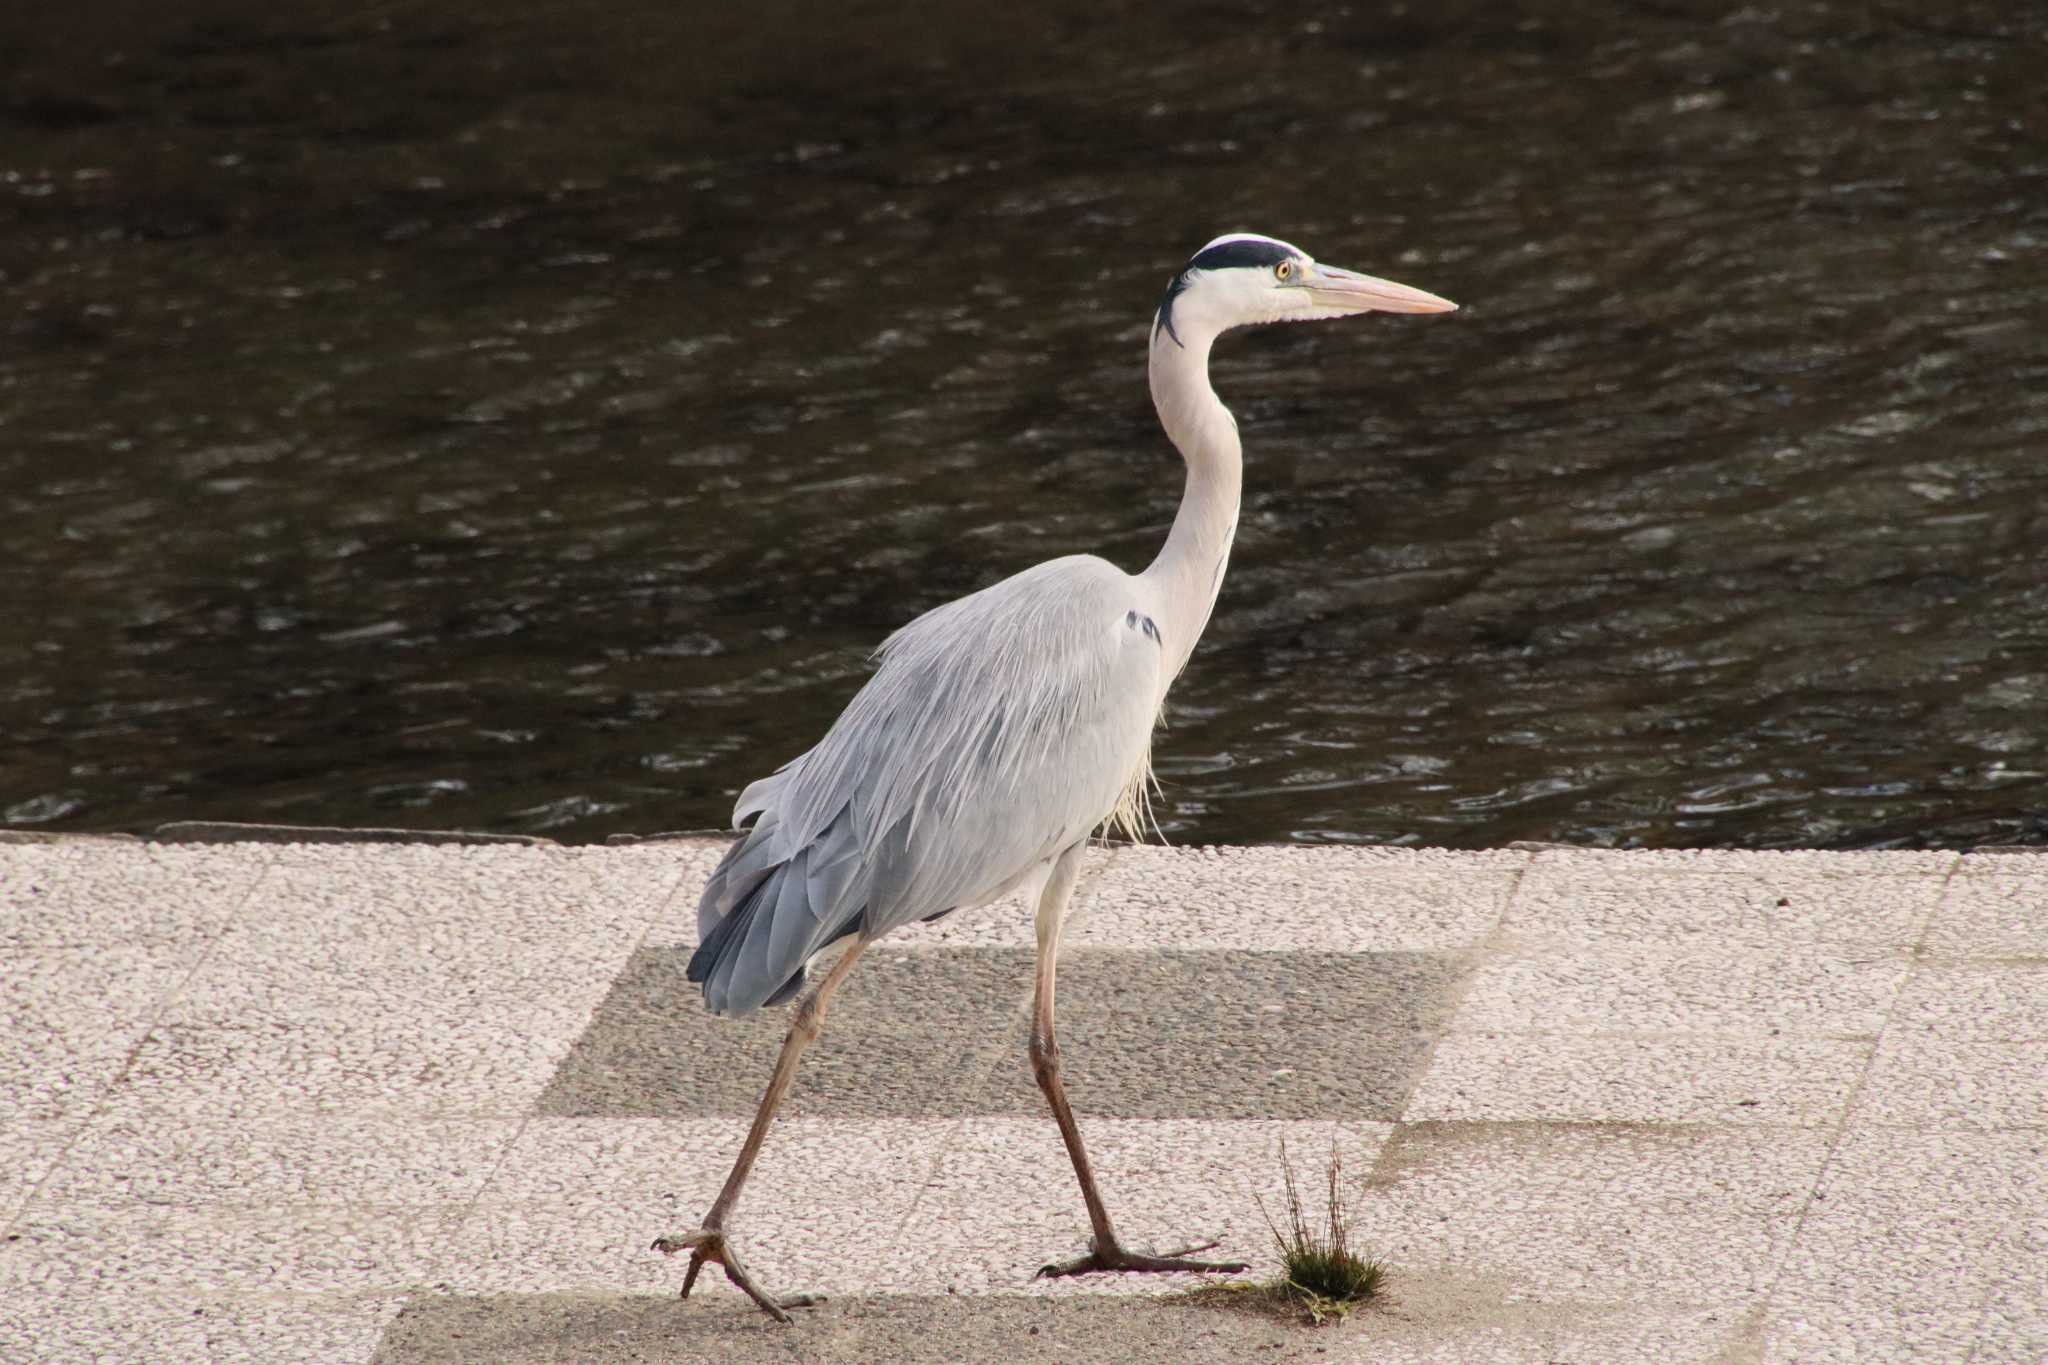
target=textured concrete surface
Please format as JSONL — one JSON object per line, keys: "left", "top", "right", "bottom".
{"left": 2, "top": 834, "right": 2043, "bottom": 1364}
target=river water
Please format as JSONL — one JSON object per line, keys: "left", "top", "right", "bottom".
{"left": 4, "top": 1, "right": 2044, "bottom": 848}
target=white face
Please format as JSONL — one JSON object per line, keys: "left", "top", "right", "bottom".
{"left": 1156, "top": 234, "right": 1456, "bottom": 346}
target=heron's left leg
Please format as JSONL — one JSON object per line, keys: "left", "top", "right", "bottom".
{"left": 1027, "top": 843, "right": 1247, "bottom": 1279}
{"left": 653, "top": 936, "right": 868, "bottom": 1321}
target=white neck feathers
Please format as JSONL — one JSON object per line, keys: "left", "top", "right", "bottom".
{"left": 1140, "top": 316, "right": 1243, "bottom": 689}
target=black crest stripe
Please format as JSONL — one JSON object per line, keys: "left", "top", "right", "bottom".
{"left": 1155, "top": 271, "right": 1192, "bottom": 347}
{"left": 1185, "top": 239, "right": 1295, "bottom": 272}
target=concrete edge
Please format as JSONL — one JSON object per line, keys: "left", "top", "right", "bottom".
{"left": 0, "top": 824, "right": 2041, "bottom": 859}
{"left": 149, "top": 821, "right": 559, "bottom": 847}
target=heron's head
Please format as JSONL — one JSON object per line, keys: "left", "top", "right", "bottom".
{"left": 1152, "top": 233, "right": 1455, "bottom": 349}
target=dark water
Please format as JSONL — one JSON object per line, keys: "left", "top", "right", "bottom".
{"left": 4, "top": 1, "right": 2045, "bottom": 848}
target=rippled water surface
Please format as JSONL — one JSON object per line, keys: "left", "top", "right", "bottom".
{"left": 4, "top": 1, "right": 2045, "bottom": 847}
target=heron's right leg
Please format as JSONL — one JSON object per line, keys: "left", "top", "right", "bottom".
{"left": 653, "top": 936, "right": 867, "bottom": 1322}
{"left": 1027, "top": 844, "right": 1247, "bottom": 1279}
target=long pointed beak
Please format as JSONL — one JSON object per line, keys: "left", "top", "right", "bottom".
{"left": 1300, "top": 262, "right": 1457, "bottom": 315}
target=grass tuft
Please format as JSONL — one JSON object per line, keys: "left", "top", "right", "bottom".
{"left": 1253, "top": 1146, "right": 1384, "bottom": 1326}
{"left": 1178, "top": 1137, "right": 1385, "bottom": 1326}
{"left": 1257, "top": 1135, "right": 1384, "bottom": 1318}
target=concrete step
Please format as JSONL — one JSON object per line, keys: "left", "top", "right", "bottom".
{"left": 2, "top": 837, "right": 2041, "bottom": 1363}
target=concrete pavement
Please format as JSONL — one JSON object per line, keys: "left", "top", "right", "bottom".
{"left": 1, "top": 832, "right": 2042, "bottom": 1363}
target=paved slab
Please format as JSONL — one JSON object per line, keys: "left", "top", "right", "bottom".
{"left": 1, "top": 836, "right": 2042, "bottom": 1364}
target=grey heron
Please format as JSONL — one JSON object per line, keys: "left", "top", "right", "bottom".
{"left": 655, "top": 233, "right": 1455, "bottom": 1320}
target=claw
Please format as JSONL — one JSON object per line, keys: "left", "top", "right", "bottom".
{"left": 654, "top": 1227, "right": 824, "bottom": 1323}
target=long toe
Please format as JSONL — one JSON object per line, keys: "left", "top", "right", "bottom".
{"left": 1037, "top": 1237, "right": 1247, "bottom": 1279}
{"left": 653, "top": 1226, "right": 822, "bottom": 1323}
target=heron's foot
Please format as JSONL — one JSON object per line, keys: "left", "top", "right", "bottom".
{"left": 652, "top": 1226, "right": 825, "bottom": 1324}
{"left": 1036, "top": 1236, "right": 1248, "bottom": 1279}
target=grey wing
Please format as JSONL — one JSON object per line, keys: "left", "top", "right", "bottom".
{"left": 688, "top": 555, "right": 1163, "bottom": 1016}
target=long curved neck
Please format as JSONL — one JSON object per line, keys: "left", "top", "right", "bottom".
{"left": 1140, "top": 320, "right": 1242, "bottom": 688}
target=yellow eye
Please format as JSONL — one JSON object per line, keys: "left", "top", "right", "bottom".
{"left": 1275, "top": 260, "right": 1295, "bottom": 281}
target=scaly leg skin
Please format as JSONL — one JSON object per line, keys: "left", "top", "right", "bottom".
{"left": 1026, "top": 845, "right": 1249, "bottom": 1284}
{"left": 652, "top": 1226, "right": 823, "bottom": 1323}
{"left": 654, "top": 941, "right": 866, "bottom": 1323}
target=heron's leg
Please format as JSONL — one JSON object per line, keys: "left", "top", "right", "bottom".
{"left": 1027, "top": 845, "right": 1247, "bottom": 1280}
{"left": 653, "top": 936, "right": 868, "bottom": 1322}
